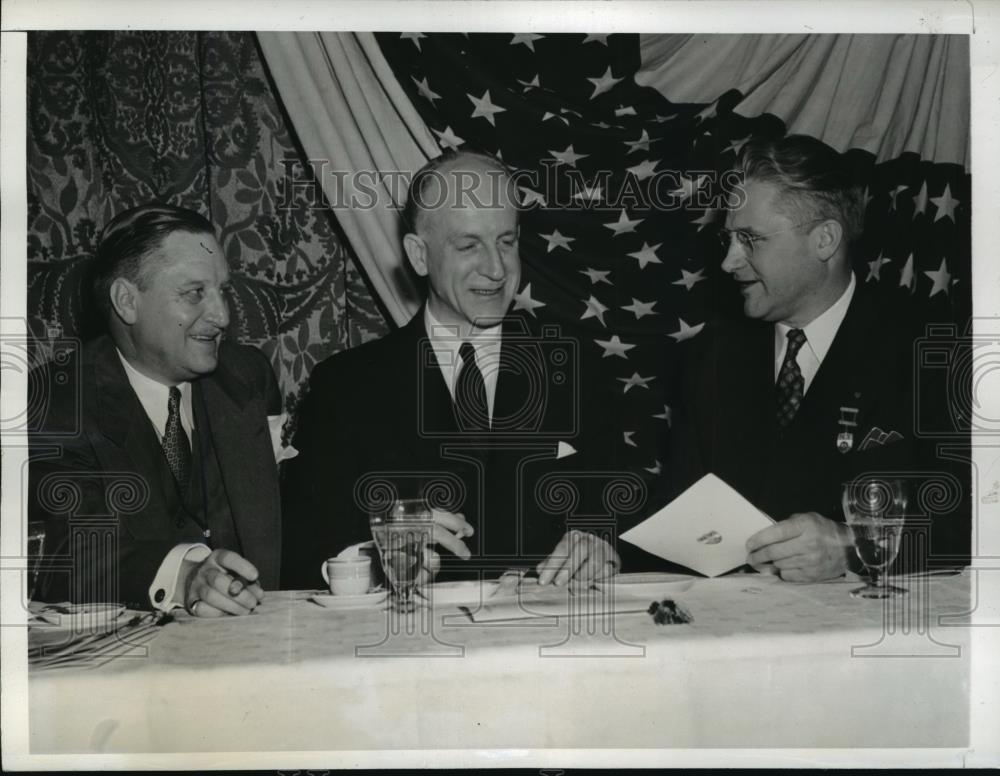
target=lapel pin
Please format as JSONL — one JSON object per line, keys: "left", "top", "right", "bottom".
{"left": 837, "top": 405, "right": 859, "bottom": 453}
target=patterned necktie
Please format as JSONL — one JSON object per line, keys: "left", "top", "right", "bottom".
{"left": 776, "top": 328, "right": 808, "bottom": 428}
{"left": 163, "top": 386, "right": 192, "bottom": 492}
{"left": 454, "top": 342, "right": 490, "bottom": 431}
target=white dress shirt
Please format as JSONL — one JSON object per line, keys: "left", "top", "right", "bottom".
{"left": 424, "top": 306, "right": 503, "bottom": 424}
{"left": 774, "top": 273, "right": 856, "bottom": 394}
{"left": 117, "top": 351, "right": 195, "bottom": 441}
{"left": 116, "top": 350, "right": 208, "bottom": 611}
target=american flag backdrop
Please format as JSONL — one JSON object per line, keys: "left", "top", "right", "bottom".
{"left": 374, "top": 32, "right": 972, "bottom": 477}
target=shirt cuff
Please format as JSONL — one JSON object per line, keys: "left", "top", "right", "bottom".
{"left": 148, "top": 543, "right": 211, "bottom": 611}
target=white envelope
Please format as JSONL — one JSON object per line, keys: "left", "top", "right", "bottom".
{"left": 620, "top": 473, "right": 775, "bottom": 577}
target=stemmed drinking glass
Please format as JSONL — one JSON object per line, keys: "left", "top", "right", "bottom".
{"left": 841, "top": 478, "right": 908, "bottom": 599}
{"left": 369, "top": 498, "right": 434, "bottom": 612}
{"left": 27, "top": 521, "right": 46, "bottom": 602}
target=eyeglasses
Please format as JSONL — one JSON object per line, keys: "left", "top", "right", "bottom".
{"left": 716, "top": 218, "right": 826, "bottom": 256}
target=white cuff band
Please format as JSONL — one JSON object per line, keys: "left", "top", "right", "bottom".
{"left": 148, "top": 543, "right": 211, "bottom": 611}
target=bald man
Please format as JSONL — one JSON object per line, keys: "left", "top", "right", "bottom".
{"left": 282, "top": 151, "right": 626, "bottom": 590}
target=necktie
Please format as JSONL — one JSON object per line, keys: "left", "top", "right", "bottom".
{"left": 454, "top": 342, "right": 490, "bottom": 431}
{"left": 163, "top": 386, "right": 192, "bottom": 492}
{"left": 776, "top": 328, "right": 807, "bottom": 428}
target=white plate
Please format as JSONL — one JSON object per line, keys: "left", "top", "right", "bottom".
{"left": 596, "top": 572, "right": 697, "bottom": 598}
{"left": 419, "top": 580, "right": 500, "bottom": 605}
{"left": 309, "top": 590, "right": 388, "bottom": 610}
{"left": 33, "top": 603, "right": 126, "bottom": 628}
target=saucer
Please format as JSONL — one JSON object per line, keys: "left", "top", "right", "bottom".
{"left": 595, "top": 573, "right": 696, "bottom": 598}
{"left": 309, "top": 590, "right": 388, "bottom": 610}
{"left": 33, "top": 603, "right": 126, "bottom": 628}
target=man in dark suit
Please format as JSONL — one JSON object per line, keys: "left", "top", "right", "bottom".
{"left": 30, "top": 204, "right": 283, "bottom": 616}
{"left": 667, "top": 135, "right": 967, "bottom": 581}
{"left": 282, "top": 150, "right": 627, "bottom": 589}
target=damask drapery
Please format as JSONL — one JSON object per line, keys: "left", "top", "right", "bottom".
{"left": 26, "top": 31, "right": 390, "bottom": 411}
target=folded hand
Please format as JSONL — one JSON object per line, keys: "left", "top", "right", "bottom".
{"left": 746, "top": 512, "right": 851, "bottom": 582}
{"left": 536, "top": 530, "right": 620, "bottom": 586}
{"left": 183, "top": 549, "right": 265, "bottom": 617}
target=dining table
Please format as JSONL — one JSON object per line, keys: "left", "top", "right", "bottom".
{"left": 25, "top": 570, "right": 974, "bottom": 758}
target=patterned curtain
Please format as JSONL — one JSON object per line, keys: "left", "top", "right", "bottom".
{"left": 26, "top": 31, "right": 390, "bottom": 414}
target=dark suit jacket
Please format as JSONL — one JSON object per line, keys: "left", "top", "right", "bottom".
{"left": 665, "top": 279, "right": 970, "bottom": 572}
{"left": 281, "top": 309, "right": 636, "bottom": 589}
{"left": 29, "top": 335, "right": 283, "bottom": 607}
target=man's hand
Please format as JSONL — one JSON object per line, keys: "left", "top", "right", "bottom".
{"left": 413, "top": 510, "right": 475, "bottom": 586}
{"left": 537, "top": 530, "right": 620, "bottom": 586}
{"left": 182, "top": 549, "right": 265, "bottom": 617}
{"left": 746, "top": 512, "right": 852, "bottom": 582}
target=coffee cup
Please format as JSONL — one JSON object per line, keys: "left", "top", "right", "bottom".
{"left": 321, "top": 556, "right": 373, "bottom": 596}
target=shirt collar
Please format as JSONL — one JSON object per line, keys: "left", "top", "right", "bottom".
{"left": 116, "top": 349, "right": 191, "bottom": 435}
{"left": 423, "top": 305, "right": 503, "bottom": 360}
{"left": 775, "top": 273, "right": 856, "bottom": 365}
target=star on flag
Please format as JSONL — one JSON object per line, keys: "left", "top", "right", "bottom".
{"left": 924, "top": 258, "right": 952, "bottom": 297}
{"left": 518, "top": 74, "right": 541, "bottom": 91}
{"left": 549, "top": 144, "right": 588, "bottom": 167}
{"left": 513, "top": 283, "right": 546, "bottom": 316}
{"left": 580, "top": 268, "right": 612, "bottom": 285}
{"left": 519, "top": 187, "right": 546, "bottom": 208}
{"left": 622, "top": 298, "right": 658, "bottom": 319}
{"left": 603, "top": 209, "right": 642, "bottom": 236}
{"left": 723, "top": 135, "right": 752, "bottom": 155}
{"left": 899, "top": 254, "right": 917, "bottom": 293}
{"left": 668, "top": 318, "right": 705, "bottom": 341}
{"left": 571, "top": 185, "right": 604, "bottom": 203}
{"left": 913, "top": 181, "right": 929, "bottom": 218}
{"left": 581, "top": 295, "right": 610, "bottom": 327}
{"left": 866, "top": 253, "right": 892, "bottom": 282}
{"left": 468, "top": 90, "right": 506, "bottom": 126}
{"left": 540, "top": 229, "right": 575, "bottom": 253}
{"left": 672, "top": 268, "right": 706, "bottom": 291}
{"left": 594, "top": 335, "right": 636, "bottom": 359}
{"left": 627, "top": 242, "right": 663, "bottom": 269}
{"left": 669, "top": 174, "right": 707, "bottom": 202}
{"left": 889, "top": 185, "right": 909, "bottom": 211}
{"left": 623, "top": 129, "right": 652, "bottom": 154}
{"left": 623, "top": 431, "right": 638, "bottom": 448}
{"left": 511, "top": 33, "right": 544, "bottom": 52}
{"left": 690, "top": 210, "right": 716, "bottom": 231}
{"left": 587, "top": 66, "right": 623, "bottom": 99}
{"left": 617, "top": 372, "right": 656, "bottom": 393}
{"left": 432, "top": 126, "right": 464, "bottom": 150}
{"left": 400, "top": 32, "right": 427, "bottom": 51}
{"left": 930, "top": 184, "right": 959, "bottom": 223}
{"left": 412, "top": 76, "right": 441, "bottom": 104}
{"left": 626, "top": 159, "right": 659, "bottom": 181}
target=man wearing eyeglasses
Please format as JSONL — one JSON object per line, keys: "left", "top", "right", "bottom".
{"left": 666, "top": 134, "right": 927, "bottom": 582}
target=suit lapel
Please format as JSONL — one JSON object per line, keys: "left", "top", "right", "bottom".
{"left": 726, "top": 321, "right": 775, "bottom": 452}
{"left": 396, "top": 310, "right": 460, "bottom": 460}
{"left": 195, "top": 353, "right": 270, "bottom": 559}
{"left": 794, "top": 282, "right": 872, "bottom": 437}
{"left": 91, "top": 337, "right": 174, "bottom": 527}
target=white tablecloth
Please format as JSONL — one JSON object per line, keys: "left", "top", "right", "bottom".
{"left": 28, "top": 572, "right": 972, "bottom": 753}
